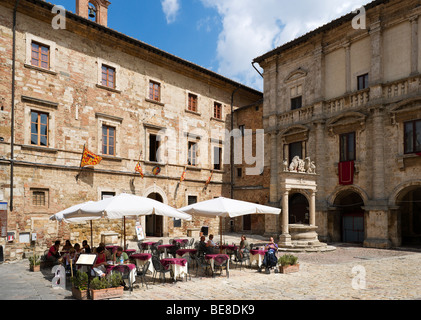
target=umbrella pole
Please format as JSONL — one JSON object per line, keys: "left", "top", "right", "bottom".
{"left": 90, "top": 220, "right": 93, "bottom": 249}
{"left": 123, "top": 216, "right": 126, "bottom": 250}
{"left": 219, "top": 217, "right": 223, "bottom": 253}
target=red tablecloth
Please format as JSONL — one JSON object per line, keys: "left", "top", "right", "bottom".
{"left": 158, "top": 244, "right": 175, "bottom": 250}
{"left": 131, "top": 253, "right": 152, "bottom": 261}
{"left": 141, "top": 242, "right": 157, "bottom": 249}
{"left": 220, "top": 245, "right": 238, "bottom": 250}
{"left": 173, "top": 239, "right": 189, "bottom": 245}
{"left": 205, "top": 254, "right": 229, "bottom": 260}
{"left": 124, "top": 249, "right": 136, "bottom": 255}
{"left": 250, "top": 249, "right": 267, "bottom": 256}
{"left": 160, "top": 258, "right": 187, "bottom": 270}
{"left": 105, "top": 263, "right": 136, "bottom": 273}
{"left": 176, "top": 249, "right": 197, "bottom": 256}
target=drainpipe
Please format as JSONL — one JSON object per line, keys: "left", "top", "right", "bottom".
{"left": 252, "top": 61, "right": 264, "bottom": 78}
{"left": 230, "top": 85, "right": 241, "bottom": 200}
{"left": 10, "top": 0, "right": 20, "bottom": 212}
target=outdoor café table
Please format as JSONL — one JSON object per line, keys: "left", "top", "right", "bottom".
{"left": 205, "top": 254, "right": 230, "bottom": 273}
{"left": 106, "top": 263, "right": 137, "bottom": 286}
{"left": 173, "top": 239, "right": 189, "bottom": 246}
{"left": 220, "top": 245, "right": 238, "bottom": 254}
{"left": 131, "top": 253, "right": 154, "bottom": 274}
{"left": 124, "top": 249, "right": 136, "bottom": 257}
{"left": 141, "top": 241, "right": 157, "bottom": 252}
{"left": 249, "top": 249, "right": 267, "bottom": 267}
{"left": 158, "top": 244, "right": 175, "bottom": 258}
{"left": 160, "top": 258, "right": 188, "bottom": 281}
{"left": 175, "top": 249, "right": 197, "bottom": 259}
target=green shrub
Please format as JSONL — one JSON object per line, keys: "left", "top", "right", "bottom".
{"left": 71, "top": 271, "right": 89, "bottom": 291}
{"left": 278, "top": 254, "right": 299, "bottom": 266}
{"left": 29, "top": 254, "right": 41, "bottom": 266}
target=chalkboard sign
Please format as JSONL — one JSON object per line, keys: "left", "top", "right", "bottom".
{"left": 0, "top": 203, "right": 7, "bottom": 238}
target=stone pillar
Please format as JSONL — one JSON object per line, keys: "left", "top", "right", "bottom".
{"left": 310, "top": 191, "right": 316, "bottom": 226}
{"left": 363, "top": 210, "right": 391, "bottom": 249}
{"left": 371, "top": 107, "right": 385, "bottom": 200}
{"left": 369, "top": 20, "right": 383, "bottom": 99}
{"left": 269, "top": 132, "right": 279, "bottom": 204}
{"left": 344, "top": 41, "right": 351, "bottom": 93}
{"left": 279, "top": 190, "right": 292, "bottom": 246}
{"left": 410, "top": 15, "right": 419, "bottom": 76}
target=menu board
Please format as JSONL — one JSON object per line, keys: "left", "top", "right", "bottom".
{"left": 0, "top": 203, "right": 7, "bottom": 238}
{"left": 76, "top": 254, "right": 97, "bottom": 266}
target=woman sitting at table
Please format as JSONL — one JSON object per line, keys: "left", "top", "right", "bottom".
{"left": 113, "top": 247, "right": 129, "bottom": 264}
{"left": 73, "top": 243, "right": 82, "bottom": 254}
{"left": 46, "top": 240, "right": 61, "bottom": 263}
{"left": 92, "top": 246, "right": 108, "bottom": 277}
{"left": 238, "top": 235, "right": 250, "bottom": 259}
{"left": 206, "top": 234, "right": 217, "bottom": 254}
{"left": 62, "top": 248, "right": 78, "bottom": 273}
{"left": 82, "top": 240, "right": 91, "bottom": 254}
{"left": 62, "top": 240, "right": 73, "bottom": 252}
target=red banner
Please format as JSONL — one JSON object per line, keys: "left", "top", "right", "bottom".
{"left": 338, "top": 161, "right": 354, "bottom": 185}
{"left": 80, "top": 146, "right": 102, "bottom": 168}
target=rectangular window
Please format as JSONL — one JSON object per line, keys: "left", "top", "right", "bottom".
{"left": 340, "top": 132, "right": 356, "bottom": 162}
{"left": 188, "top": 93, "right": 198, "bottom": 112}
{"left": 213, "top": 146, "right": 222, "bottom": 170}
{"left": 102, "top": 125, "right": 116, "bottom": 156}
{"left": 237, "top": 167, "right": 242, "bottom": 178}
{"left": 31, "top": 42, "right": 49, "bottom": 69}
{"left": 149, "top": 81, "right": 161, "bottom": 102}
{"left": 149, "top": 134, "right": 160, "bottom": 162}
{"left": 101, "top": 192, "right": 115, "bottom": 200}
{"left": 404, "top": 120, "right": 421, "bottom": 154}
{"left": 31, "top": 111, "right": 48, "bottom": 147}
{"left": 188, "top": 195, "right": 197, "bottom": 205}
{"left": 357, "top": 73, "right": 369, "bottom": 90}
{"left": 188, "top": 141, "right": 197, "bottom": 166}
{"left": 291, "top": 96, "right": 303, "bottom": 110}
{"left": 32, "top": 190, "right": 46, "bottom": 207}
{"left": 289, "top": 141, "right": 303, "bottom": 164}
{"left": 101, "top": 65, "right": 116, "bottom": 89}
{"left": 214, "top": 102, "right": 222, "bottom": 119}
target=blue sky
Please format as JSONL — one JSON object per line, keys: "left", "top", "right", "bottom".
{"left": 49, "top": 0, "right": 371, "bottom": 91}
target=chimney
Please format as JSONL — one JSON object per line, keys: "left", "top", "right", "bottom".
{"left": 76, "top": 0, "right": 111, "bottom": 27}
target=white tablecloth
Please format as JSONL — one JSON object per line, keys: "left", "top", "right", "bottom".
{"left": 250, "top": 253, "right": 265, "bottom": 267}
{"left": 134, "top": 257, "right": 155, "bottom": 275}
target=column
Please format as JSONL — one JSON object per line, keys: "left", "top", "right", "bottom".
{"left": 410, "top": 15, "right": 419, "bottom": 76}
{"left": 344, "top": 41, "right": 351, "bottom": 93}
{"left": 310, "top": 191, "right": 316, "bottom": 226}
{"left": 269, "top": 131, "right": 279, "bottom": 204}
{"left": 369, "top": 20, "right": 383, "bottom": 99}
{"left": 371, "top": 107, "right": 385, "bottom": 200}
{"left": 279, "top": 190, "right": 292, "bottom": 246}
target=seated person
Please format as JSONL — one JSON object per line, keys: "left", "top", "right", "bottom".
{"left": 92, "top": 246, "right": 108, "bottom": 277}
{"left": 62, "top": 248, "right": 78, "bottom": 272}
{"left": 113, "top": 246, "right": 129, "bottom": 264}
{"left": 98, "top": 242, "right": 112, "bottom": 260}
{"left": 262, "top": 237, "right": 278, "bottom": 273}
{"left": 265, "top": 237, "right": 278, "bottom": 253}
{"left": 62, "top": 240, "right": 73, "bottom": 252}
{"left": 73, "top": 243, "right": 82, "bottom": 254}
{"left": 238, "top": 235, "right": 250, "bottom": 259}
{"left": 82, "top": 240, "right": 91, "bottom": 254}
{"left": 197, "top": 236, "right": 208, "bottom": 255}
{"left": 46, "top": 240, "right": 61, "bottom": 263}
{"left": 206, "top": 234, "right": 217, "bottom": 254}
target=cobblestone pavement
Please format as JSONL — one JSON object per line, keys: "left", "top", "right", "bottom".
{"left": 1, "top": 234, "right": 420, "bottom": 301}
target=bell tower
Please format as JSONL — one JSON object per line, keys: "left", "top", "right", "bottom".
{"left": 76, "top": 0, "right": 111, "bottom": 27}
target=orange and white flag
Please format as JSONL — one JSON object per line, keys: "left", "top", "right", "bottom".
{"left": 135, "top": 161, "right": 144, "bottom": 178}
{"left": 80, "top": 146, "right": 102, "bottom": 168}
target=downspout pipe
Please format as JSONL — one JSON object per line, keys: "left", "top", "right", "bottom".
{"left": 252, "top": 61, "right": 264, "bottom": 78}
{"left": 10, "top": 0, "right": 20, "bottom": 211}
{"left": 230, "top": 85, "right": 241, "bottom": 200}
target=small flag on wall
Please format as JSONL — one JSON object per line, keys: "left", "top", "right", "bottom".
{"left": 206, "top": 170, "right": 214, "bottom": 186}
{"left": 180, "top": 166, "right": 187, "bottom": 182}
{"left": 152, "top": 166, "right": 161, "bottom": 176}
{"left": 135, "top": 161, "right": 144, "bottom": 178}
{"left": 80, "top": 145, "right": 102, "bottom": 168}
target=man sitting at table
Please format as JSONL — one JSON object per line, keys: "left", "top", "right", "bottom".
{"left": 46, "top": 240, "right": 61, "bottom": 263}
{"left": 198, "top": 236, "right": 209, "bottom": 255}
{"left": 113, "top": 247, "right": 129, "bottom": 264}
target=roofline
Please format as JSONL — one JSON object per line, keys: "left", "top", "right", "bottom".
{"left": 253, "top": 0, "right": 390, "bottom": 64}
{"left": 19, "top": 0, "right": 262, "bottom": 96}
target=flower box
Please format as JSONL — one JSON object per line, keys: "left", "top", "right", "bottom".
{"left": 90, "top": 286, "right": 124, "bottom": 300}
{"left": 72, "top": 287, "right": 89, "bottom": 300}
{"left": 279, "top": 264, "right": 300, "bottom": 274}
{"left": 30, "top": 264, "right": 40, "bottom": 272}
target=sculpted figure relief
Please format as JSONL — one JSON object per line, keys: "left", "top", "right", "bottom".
{"left": 287, "top": 156, "right": 316, "bottom": 174}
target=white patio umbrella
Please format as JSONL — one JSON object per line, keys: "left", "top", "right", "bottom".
{"left": 179, "top": 197, "right": 281, "bottom": 244}
{"left": 50, "top": 201, "right": 100, "bottom": 223}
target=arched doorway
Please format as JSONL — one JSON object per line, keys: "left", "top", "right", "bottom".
{"left": 333, "top": 190, "right": 365, "bottom": 243}
{"left": 146, "top": 192, "right": 163, "bottom": 237}
{"left": 397, "top": 187, "right": 421, "bottom": 246}
{"left": 289, "top": 193, "right": 309, "bottom": 225}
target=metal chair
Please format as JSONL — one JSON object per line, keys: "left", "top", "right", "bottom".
{"left": 187, "top": 238, "right": 194, "bottom": 249}
{"left": 156, "top": 239, "right": 163, "bottom": 246}
{"left": 168, "top": 242, "right": 181, "bottom": 258}
{"left": 137, "top": 240, "right": 144, "bottom": 253}
{"left": 151, "top": 256, "right": 173, "bottom": 284}
{"left": 150, "top": 246, "right": 160, "bottom": 259}
{"left": 234, "top": 250, "right": 250, "bottom": 270}
{"left": 137, "top": 261, "right": 150, "bottom": 289}
{"left": 112, "top": 264, "right": 133, "bottom": 292}
{"left": 169, "top": 238, "right": 174, "bottom": 245}
{"left": 196, "top": 255, "right": 211, "bottom": 277}
{"left": 212, "top": 255, "right": 229, "bottom": 278}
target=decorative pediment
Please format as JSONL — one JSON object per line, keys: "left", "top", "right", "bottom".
{"left": 284, "top": 67, "right": 308, "bottom": 83}
{"left": 389, "top": 98, "right": 421, "bottom": 125}
{"left": 280, "top": 125, "right": 309, "bottom": 144}
{"left": 327, "top": 111, "right": 367, "bottom": 136}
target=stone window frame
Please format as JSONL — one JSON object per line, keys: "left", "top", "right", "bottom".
{"left": 146, "top": 78, "right": 165, "bottom": 106}
{"left": 25, "top": 33, "right": 57, "bottom": 75}
{"left": 96, "top": 113, "right": 123, "bottom": 158}
{"left": 185, "top": 91, "right": 201, "bottom": 115}
{"left": 280, "top": 125, "right": 309, "bottom": 164}
{"left": 96, "top": 58, "right": 121, "bottom": 92}
{"left": 143, "top": 123, "right": 167, "bottom": 165}
{"left": 23, "top": 101, "right": 57, "bottom": 150}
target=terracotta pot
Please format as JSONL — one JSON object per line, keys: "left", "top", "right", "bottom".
{"left": 90, "top": 286, "right": 124, "bottom": 300}
{"left": 72, "top": 287, "right": 89, "bottom": 300}
{"left": 30, "top": 265, "right": 40, "bottom": 272}
{"left": 279, "top": 264, "right": 300, "bottom": 274}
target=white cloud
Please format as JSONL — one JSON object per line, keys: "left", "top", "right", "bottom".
{"left": 161, "top": 0, "right": 180, "bottom": 24}
{"left": 200, "top": 0, "right": 370, "bottom": 91}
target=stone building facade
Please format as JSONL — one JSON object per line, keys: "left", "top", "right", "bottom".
{"left": 0, "top": 0, "right": 263, "bottom": 260}
{"left": 254, "top": 0, "right": 421, "bottom": 248}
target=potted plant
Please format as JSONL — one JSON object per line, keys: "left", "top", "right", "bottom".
{"left": 278, "top": 254, "right": 299, "bottom": 274}
{"left": 71, "top": 271, "right": 89, "bottom": 300}
{"left": 29, "top": 254, "right": 41, "bottom": 272}
{"left": 89, "top": 273, "right": 124, "bottom": 300}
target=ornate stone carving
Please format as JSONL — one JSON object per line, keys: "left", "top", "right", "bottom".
{"left": 287, "top": 156, "right": 316, "bottom": 174}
